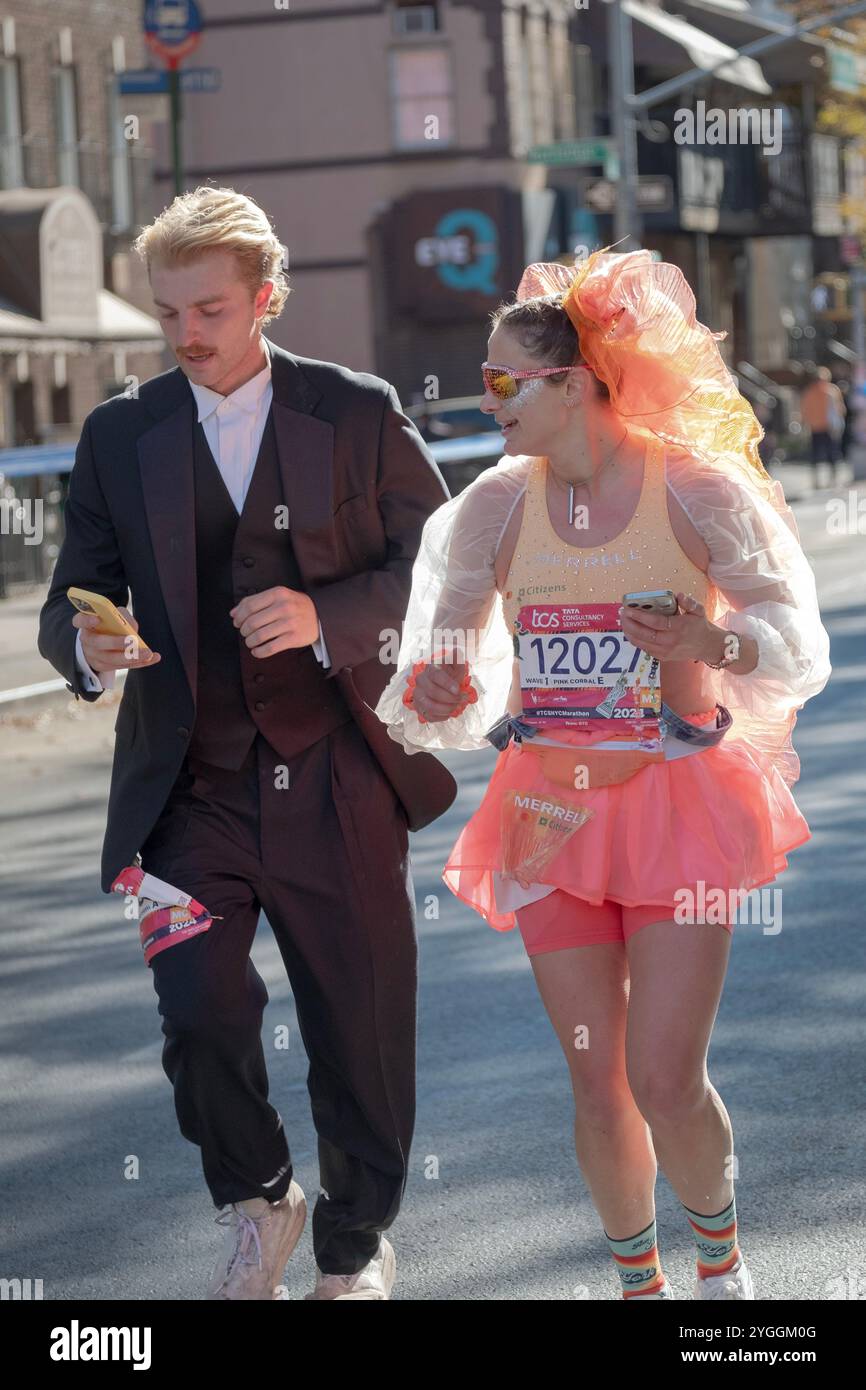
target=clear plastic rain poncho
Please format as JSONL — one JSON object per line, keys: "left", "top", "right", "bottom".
{"left": 375, "top": 249, "right": 831, "bottom": 788}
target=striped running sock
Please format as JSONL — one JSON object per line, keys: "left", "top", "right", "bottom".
{"left": 683, "top": 1195, "right": 741, "bottom": 1280}
{"left": 605, "top": 1217, "right": 667, "bottom": 1298}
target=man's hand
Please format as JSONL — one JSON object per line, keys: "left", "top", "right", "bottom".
{"left": 411, "top": 654, "right": 472, "bottom": 722}
{"left": 71, "top": 606, "right": 161, "bottom": 672}
{"left": 230, "top": 586, "right": 320, "bottom": 656}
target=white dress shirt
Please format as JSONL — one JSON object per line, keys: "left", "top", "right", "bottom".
{"left": 75, "top": 338, "right": 330, "bottom": 692}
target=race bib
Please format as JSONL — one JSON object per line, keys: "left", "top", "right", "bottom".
{"left": 515, "top": 603, "right": 663, "bottom": 749}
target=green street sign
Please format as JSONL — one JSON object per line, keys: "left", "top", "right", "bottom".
{"left": 527, "top": 139, "right": 614, "bottom": 166}
{"left": 829, "top": 45, "right": 859, "bottom": 94}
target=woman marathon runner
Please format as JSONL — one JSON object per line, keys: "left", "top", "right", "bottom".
{"left": 375, "top": 246, "right": 831, "bottom": 1301}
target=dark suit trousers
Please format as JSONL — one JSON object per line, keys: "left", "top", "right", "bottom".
{"left": 137, "top": 719, "right": 416, "bottom": 1275}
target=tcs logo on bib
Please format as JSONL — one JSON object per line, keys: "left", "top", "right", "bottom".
{"left": 532, "top": 609, "right": 561, "bottom": 628}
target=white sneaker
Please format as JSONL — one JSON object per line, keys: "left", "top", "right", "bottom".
{"left": 626, "top": 1276, "right": 675, "bottom": 1300}
{"left": 694, "top": 1254, "right": 754, "bottom": 1300}
{"left": 305, "top": 1235, "right": 396, "bottom": 1300}
{"left": 206, "top": 1180, "right": 307, "bottom": 1300}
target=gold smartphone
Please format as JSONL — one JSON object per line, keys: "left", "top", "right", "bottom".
{"left": 67, "top": 587, "right": 153, "bottom": 660}
{"left": 622, "top": 589, "right": 679, "bottom": 617}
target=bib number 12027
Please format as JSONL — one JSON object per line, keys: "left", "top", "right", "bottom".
{"left": 523, "top": 630, "right": 643, "bottom": 683}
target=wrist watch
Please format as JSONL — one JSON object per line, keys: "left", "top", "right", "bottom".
{"left": 703, "top": 631, "right": 740, "bottom": 670}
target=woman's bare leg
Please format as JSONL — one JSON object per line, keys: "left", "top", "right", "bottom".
{"left": 528, "top": 941, "right": 658, "bottom": 1239}
{"left": 624, "top": 920, "right": 734, "bottom": 1214}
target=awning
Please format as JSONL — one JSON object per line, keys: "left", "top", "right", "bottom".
{"left": 623, "top": 0, "right": 772, "bottom": 96}
{"left": 0, "top": 288, "right": 164, "bottom": 350}
{"left": 673, "top": 0, "right": 752, "bottom": 14}
{"left": 97, "top": 288, "right": 164, "bottom": 341}
{"left": 670, "top": 0, "right": 830, "bottom": 83}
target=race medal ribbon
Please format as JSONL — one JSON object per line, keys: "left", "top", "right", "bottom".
{"left": 515, "top": 603, "right": 664, "bottom": 755}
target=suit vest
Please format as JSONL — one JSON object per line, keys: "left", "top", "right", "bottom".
{"left": 187, "top": 408, "right": 351, "bottom": 769}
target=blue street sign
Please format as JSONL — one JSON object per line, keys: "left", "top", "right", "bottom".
{"left": 119, "top": 66, "right": 221, "bottom": 94}
{"left": 143, "top": 0, "right": 204, "bottom": 64}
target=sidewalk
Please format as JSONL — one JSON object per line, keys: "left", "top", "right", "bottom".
{"left": 0, "top": 456, "right": 855, "bottom": 714}
{"left": 0, "top": 585, "right": 124, "bottom": 718}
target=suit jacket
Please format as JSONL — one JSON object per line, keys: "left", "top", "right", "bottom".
{"left": 38, "top": 337, "right": 458, "bottom": 892}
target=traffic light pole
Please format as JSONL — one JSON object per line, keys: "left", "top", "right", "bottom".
{"left": 849, "top": 265, "right": 866, "bottom": 478}
{"left": 607, "top": 0, "right": 640, "bottom": 248}
{"left": 168, "top": 59, "right": 183, "bottom": 197}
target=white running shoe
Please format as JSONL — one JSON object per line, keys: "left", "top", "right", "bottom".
{"left": 305, "top": 1235, "right": 396, "bottom": 1300}
{"left": 694, "top": 1254, "right": 754, "bottom": 1300}
{"left": 206, "top": 1180, "right": 307, "bottom": 1300}
{"left": 626, "top": 1276, "right": 675, "bottom": 1300}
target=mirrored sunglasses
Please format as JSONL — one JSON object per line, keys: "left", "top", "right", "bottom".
{"left": 481, "top": 361, "right": 588, "bottom": 400}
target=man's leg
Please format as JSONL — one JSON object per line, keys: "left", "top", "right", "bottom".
{"left": 253, "top": 724, "right": 416, "bottom": 1276}
{"left": 138, "top": 751, "right": 293, "bottom": 1210}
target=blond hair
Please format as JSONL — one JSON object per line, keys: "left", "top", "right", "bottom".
{"left": 132, "top": 185, "right": 290, "bottom": 326}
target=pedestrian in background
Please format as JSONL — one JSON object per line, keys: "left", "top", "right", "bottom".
{"left": 800, "top": 365, "right": 845, "bottom": 489}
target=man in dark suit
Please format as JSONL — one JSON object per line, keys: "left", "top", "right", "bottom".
{"left": 37, "top": 186, "right": 455, "bottom": 1300}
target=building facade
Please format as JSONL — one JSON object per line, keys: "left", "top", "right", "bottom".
{"left": 0, "top": 0, "right": 165, "bottom": 451}
{"left": 149, "top": 0, "right": 585, "bottom": 406}
{"left": 151, "top": 0, "right": 863, "bottom": 412}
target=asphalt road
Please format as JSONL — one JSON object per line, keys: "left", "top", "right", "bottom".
{"left": 0, "top": 486, "right": 863, "bottom": 1301}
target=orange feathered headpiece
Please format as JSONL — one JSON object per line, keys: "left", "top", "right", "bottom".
{"left": 515, "top": 245, "right": 777, "bottom": 508}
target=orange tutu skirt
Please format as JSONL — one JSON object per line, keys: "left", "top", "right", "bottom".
{"left": 442, "top": 720, "right": 811, "bottom": 933}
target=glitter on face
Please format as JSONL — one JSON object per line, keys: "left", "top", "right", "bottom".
{"left": 511, "top": 375, "right": 548, "bottom": 406}
{"left": 499, "top": 375, "right": 554, "bottom": 438}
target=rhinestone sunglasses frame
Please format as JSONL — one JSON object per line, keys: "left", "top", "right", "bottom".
{"left": 481, "top": 361, "right": 592, "bottom": 400}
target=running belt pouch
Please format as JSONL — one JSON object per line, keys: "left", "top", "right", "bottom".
{"left": 528, "top": 743, "right": 660, "bottom": 790}
{"left": 110, "top": 865, "right": 222, "bottom": 967}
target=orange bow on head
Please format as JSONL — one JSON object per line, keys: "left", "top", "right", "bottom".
{"left": 514, "top": 245, "right": 773, "bottom": 503}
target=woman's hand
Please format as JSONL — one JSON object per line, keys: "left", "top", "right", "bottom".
{"left": 618, "top": 591, "right": 722, "bottom": 663}
{"left": 411, "top": 655, "right": 472, "bottom": 722}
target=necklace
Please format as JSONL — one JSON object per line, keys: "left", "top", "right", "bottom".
{"left": 549, "top": 430, "right": 632, "bottom": 527}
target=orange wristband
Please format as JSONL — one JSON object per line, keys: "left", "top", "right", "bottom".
{"left": 402, "top": 656, "right": 478, "bottom": 722}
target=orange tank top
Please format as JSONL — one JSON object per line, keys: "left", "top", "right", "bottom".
{"left": 501, "top": 436, "right": 711, "bottom": 631}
